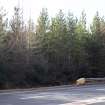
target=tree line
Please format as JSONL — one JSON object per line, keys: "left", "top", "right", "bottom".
{"left": 0, "top": 6, "right": 105, "bottom": 88}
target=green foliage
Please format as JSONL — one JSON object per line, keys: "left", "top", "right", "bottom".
{"left": 1, "top": 7, "right": 105, "bottom": 88}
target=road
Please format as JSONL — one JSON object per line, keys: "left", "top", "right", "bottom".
{"left": 0, "top": 85, "right": 105, "bottom": 105}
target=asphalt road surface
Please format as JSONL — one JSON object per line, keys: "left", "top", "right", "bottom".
{"left": 0, "top": 85, "right": 105, "bottom": 105}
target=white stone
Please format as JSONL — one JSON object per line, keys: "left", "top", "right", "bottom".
{"left": 76, "top": 78, "right": 86, "bottom": 85}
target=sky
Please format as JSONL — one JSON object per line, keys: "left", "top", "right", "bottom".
{"left": 0, "top": 0, "right": 105, "bottom": 24}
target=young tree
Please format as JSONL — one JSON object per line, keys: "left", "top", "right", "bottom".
{"left": 86, "top": 12, "right": 105, "bottom": 77}
{"left": 0, "top": 7, "right": 9, "bottom": 88}
{"left": 32, "top": 8, "right": 50, "bottom": 84}
{"left": 4, "top": 6, "right": 28, "bottom": 87}
{"left": 71, "top": 11, "right": 90, "bottom": 78}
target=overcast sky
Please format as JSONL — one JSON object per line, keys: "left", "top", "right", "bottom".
{"left": 0, "top": 0, "right": 105, "bottom": 24}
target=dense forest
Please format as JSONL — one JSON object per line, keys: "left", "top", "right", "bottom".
{"left": 0, "top": 6, "right": 105, "bottom": 89}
